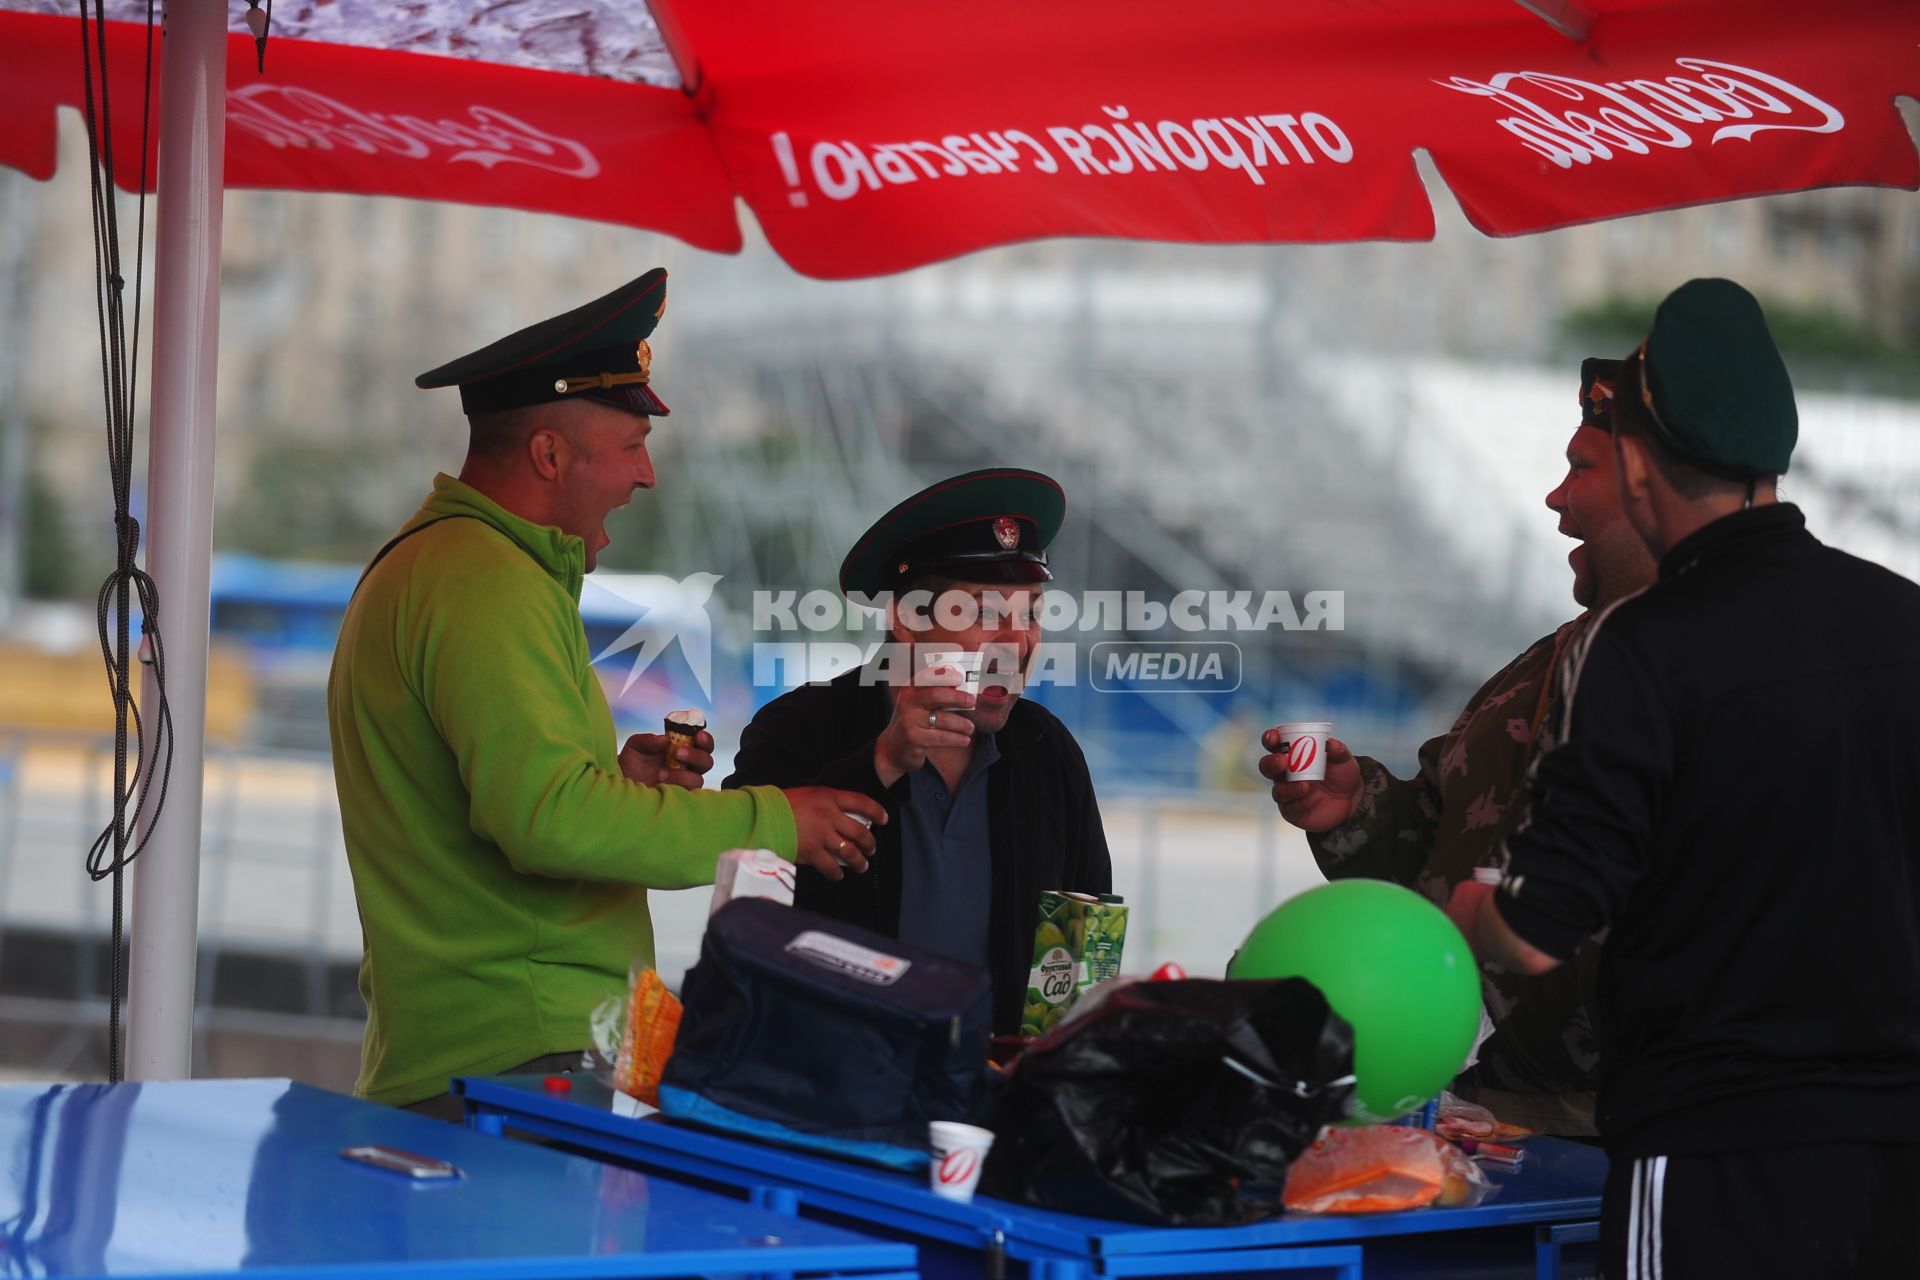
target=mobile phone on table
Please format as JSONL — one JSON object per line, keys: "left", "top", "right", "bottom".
{"left": 340, "top": 1144, "right": 463, "bottom": 1181}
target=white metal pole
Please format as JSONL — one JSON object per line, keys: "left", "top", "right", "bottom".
{"left": 0, "top": 179, "right": 31, "bottom": 628}
{"left": 127, "top": 0, "right": 227, "bottom": 1080}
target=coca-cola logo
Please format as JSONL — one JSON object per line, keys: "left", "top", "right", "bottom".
{"left": 1286, "top": 735, "right": 1318, "bottom": 774}
{"left": 936, "top": 1147, "right": 979, "bottom": 1185}
{"left": 226, "top": 85, "right": 601, "bottom": 179}
{"left": 1437, "top": 58, "right": 1844, "bottom": 169}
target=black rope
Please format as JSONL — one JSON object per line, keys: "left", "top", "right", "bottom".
{"left": 245, "top": 0, "right": 274, "bottom": 73}
{"left": 77, "top": 0, "right": 172, "bottom": 1084}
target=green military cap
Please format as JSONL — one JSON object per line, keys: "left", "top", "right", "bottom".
{"left": 840, "top": 468, "right": 1066, "bottom": 599}
{"left": 1579, "top": 357, "right": 1622, "bottom": 430}
{"left": 1632, "top": 278, "right": 1796, "bottom": 478}
{"left": 416, "top": 269, "right": 671, "bottom": 418}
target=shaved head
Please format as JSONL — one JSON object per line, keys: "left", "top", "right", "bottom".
{"left": 466, "top": 405, "right": 543, "bottom": 459}
{"left": 466, "top": 400, "right": 619, "bottom": 461}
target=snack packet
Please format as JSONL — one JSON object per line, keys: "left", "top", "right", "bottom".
{"left": 612, "top": 966, "right": 683, "bottom": 1106}
{"left": 1282, "top": 1125, "right": 1492, "bottom": 1215}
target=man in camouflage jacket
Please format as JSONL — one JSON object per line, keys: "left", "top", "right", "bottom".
{"left": 1259, "top": 359, "right": 1654, "bottom": 1136}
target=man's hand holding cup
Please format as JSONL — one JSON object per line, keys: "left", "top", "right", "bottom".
{"left": 874, "top": 658, "right": 977, "bottom": 787}
{"left": 1260, "top": 721, "right": 1363, "bottom": 831}
{"left": 785, "top": 787, "right": 887, "bottom": 881}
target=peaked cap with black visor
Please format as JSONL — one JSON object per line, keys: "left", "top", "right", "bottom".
{"left": 839, "top": 469, "right": 1065, "bottom": 599}
{"left": 415, "top": 269, "right": 671, "bottom": 418}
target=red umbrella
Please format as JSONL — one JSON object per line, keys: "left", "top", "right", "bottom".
{"left": 4, "top": 1, "right": 1916, "bottom": 278}
{"left": 1, "top": 0, "right": 1914, "bottom": 1081}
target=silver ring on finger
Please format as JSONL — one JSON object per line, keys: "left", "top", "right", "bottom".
{"left": 927, "top": 711, "right": 937, "bottom": 728}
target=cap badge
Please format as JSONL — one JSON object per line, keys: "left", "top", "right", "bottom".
{"left": 1635, "top": 338, "right": 1662, "bottom": 416}
{"left": 993, "top": 516, "right": 1020, "bottom": 550}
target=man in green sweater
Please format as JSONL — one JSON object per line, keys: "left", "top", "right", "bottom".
{"left": 329, "top": 270, "right": 884, "bottom": 1117}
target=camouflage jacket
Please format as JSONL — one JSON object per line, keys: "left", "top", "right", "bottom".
{"left": 1307, "top": 616, "right": 1602, "bottom": 1121}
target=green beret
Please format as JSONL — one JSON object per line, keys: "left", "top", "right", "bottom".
{"left": 416, "top": 269, "right": 671, "bottom": 418}
{"left": 1580, "top": 357, "right": 1622, "bottom": 431}
{"left": 1635, "top": 278, "right": 1796, "bottom": 478}
{"left": 840, "top": 469, "right": 1065, "bottom": 599}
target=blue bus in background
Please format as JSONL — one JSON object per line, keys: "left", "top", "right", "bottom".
{"left": 209, "top": 554, "right": 740, "bottom": 752}
{"left": 209, "top": 555, "right": 716, "bottom": 663}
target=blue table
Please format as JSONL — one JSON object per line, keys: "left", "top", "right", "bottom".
{"left": 0, "top": 1077, "right": 918, "bottom": 1280}
{"left": 457, "top": 1075, "right": 1604, "bottom": 1280}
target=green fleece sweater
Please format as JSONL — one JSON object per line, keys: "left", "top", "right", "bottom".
{"left": 328, "top": 475, "right": 796, "bottom": 1106}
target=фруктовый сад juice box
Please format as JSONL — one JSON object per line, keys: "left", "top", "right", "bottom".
{"left": 1021, "top": 890, "right": 1128, "bottom": 1036}
{"left": 1083, "top": 893, "right": 1128, "bottom": 988}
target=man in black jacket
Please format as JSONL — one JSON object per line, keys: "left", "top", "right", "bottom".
{"left": 1449, "top": 279, "right": 1920, "bottom": 1277}
{"left": 725, "top": 468, "right": 1113, "bottom": 1034}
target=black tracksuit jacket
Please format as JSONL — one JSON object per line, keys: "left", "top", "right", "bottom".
{"left": 1498, "top": 503, "right": 1920, "bottom": 1158}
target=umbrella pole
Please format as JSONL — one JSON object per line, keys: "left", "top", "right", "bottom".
{"left": 127, "top": 0, "right": 227, "bottom": 1081}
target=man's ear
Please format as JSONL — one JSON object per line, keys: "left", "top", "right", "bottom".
{"left": 1614, "top": 433, "right": 1653, "bottom": 503}
{"left": 529, "top": 425, "right": 562, "bottom": 480}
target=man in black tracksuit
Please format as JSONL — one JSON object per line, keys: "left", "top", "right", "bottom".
{"left": 1450, "top": 279, "right": 1920, "bottom": 1277}
{"left": 726, "top": 468, "right": 1112, "bottom": 1034}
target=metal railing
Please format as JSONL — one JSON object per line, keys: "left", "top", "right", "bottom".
{"left": 0, "top": 726, "right": 1337, "bottom": 1084}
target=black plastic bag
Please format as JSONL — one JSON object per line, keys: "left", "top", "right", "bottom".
{"left": 980, "top": 977, "right": 1355, "bottom": 1225}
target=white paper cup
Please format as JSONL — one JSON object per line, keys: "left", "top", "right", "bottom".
{"left": 927, "top": 1120, "right": 994, "bottom": 1202}
{"left": 919, "top": 647, "right": 984, "bottom": 694}
{"left": 1274, "top": 721, "right": 1333, "bottom": 782}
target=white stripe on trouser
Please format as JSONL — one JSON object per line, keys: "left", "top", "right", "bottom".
{"left": 1648, "top": 1156, "right": 1667, "bottom": 1280}
{"left": 1628, "top": 1156, "right": 1669, "bottom": 1280}
{"left": 1628, "top": 1160, "right": 1645, "bottom": 1280}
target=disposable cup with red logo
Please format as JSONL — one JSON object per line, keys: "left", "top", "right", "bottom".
{"left": 927, "top": 1120, "right": 995, "bottom": 1202}
{"left": 1274, "top": 721, "right": 1333, "bottom": 782}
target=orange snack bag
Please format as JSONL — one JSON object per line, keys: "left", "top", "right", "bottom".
{"left": 1283, "top": 1126, "right": 1488, "bottom": 1215}
{"left": 613, "top": 967, "right": 683, "bottom": 1106}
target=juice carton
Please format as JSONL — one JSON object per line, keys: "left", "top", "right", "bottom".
{"left": 708, "top": 848, "right": 796, "bottom": 916}
{"left": 1020, "top": 890, "right": 1128, "bottom": 1036}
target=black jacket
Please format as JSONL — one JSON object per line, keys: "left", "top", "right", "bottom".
{"left": 723, "top": 668, "right": 1113, "bottom": 1033}
{"left": 1500, "top": 504, "right": 1920, "bottom": 1157}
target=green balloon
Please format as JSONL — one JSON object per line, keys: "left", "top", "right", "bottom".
{"left": 1227, "top": 879, "right": 1481, "bottom": 1123}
